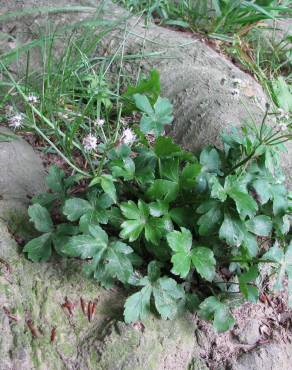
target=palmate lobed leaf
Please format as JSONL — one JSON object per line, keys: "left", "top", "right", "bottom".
{"left": 63, "top": 198, "right": 93, "bottom": 221}
{"left": 197, "top": 201, "right": 223, "bottom": 236}
{"left": 199, "top": 296, "right": 235, "bottom": 333}
{"left": 191, "top": 247, "right": 216, "bottom": 282}
{"left": 167, "top": 228, "right": 216, "bottom": 281}
{"left": 134, "top": 94, "right": 173, "bottom": 136}
{"left": 124, "top": 261, "right": 185, "bottom": 323}
{"left": 263, "top": 241, "right": 292, "bottom": 306}
{"left": 152, "top": 276, "right": 185, "bottom": 320}
{"left": 62, "top": 224, "right": 108, "bottom": 259}
{"left": 28, "top": 204, "right": 54, "bottom": 233}
{"left": 23, "top": 233, "right": 52, "bottom": 262}
{"left": 124, "top": 285, "right": 152, "bottom": 324}
{"left": 219, "top": 213, "right": 245, "bottom": 247}
{"left": 167, "top": 227, "right": 192, "bottom": 277}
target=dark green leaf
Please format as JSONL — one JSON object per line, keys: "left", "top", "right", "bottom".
{"left": 147, "top": 260, "right": 162, "bottom": 282}
{"left": 167, "top": 227, "right": 192, "bottom": 278}
{"left": 124, "top": 285, "right": 152, "bottom": 323}
{"left": 63, "top": 198, "right": 93, "bottom": 221}
{"left": 147, "top": 179, "right": 179, "bottom": 202}
{"left": 46, "top": 165, "right": 65, "bottom": 193}
{"left": 62, "top": 225, "right": 108, "bottom": 259}
{"left": 23, "top": 233, "right": 52, "bottom": 262}
{"left": 28, "top": 204, "right": 54, "bottom": 233}
{"left": 153, "top": 277, "right": 185, "bottom": 320}
{"left": 191, "top": 247, "right": 216, "bottom": 282}
{"left": 228, "top": 187, "right": 258, "bottom": 220}
{"left": 239, "top": 266, "right": 259, "bottom": 303}
{"left": 199, "top": 296, "right": 235, "bottom": 332}
{"left": 197, "top": 203, "right": 222, "bottom": 236}
{"left": 181, "top": 162, "right": 201, "bottom": 190}
{"left": 100, "top": 175, "right": 117, "bottom": 203}
{"left": 200, "top": 147, "right": 221, "bottom": 174}
{"left": 219, "top": 213, "right": 245, "bottom": 247}
{"left": 105, "top": 241, "right": 133, "bottom": 283}
{"left": 246, "top": 215, "right": 272, "bottom": 237}
{"left": 154, "top": 136, "right": 181, "bottom": 158}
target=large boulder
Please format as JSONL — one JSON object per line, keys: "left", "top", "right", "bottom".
{"left": 0, "top": 218, "right": 205, "bottom": 369}
{"left": 0, "top": 128, "right": 46, "bottom": 221}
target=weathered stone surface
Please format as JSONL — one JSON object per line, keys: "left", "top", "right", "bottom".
{"left": 233, "top": 318, "right": 261, "bottom": 346}
{"left": 236, "top": 342, "right": 292, "bottom": 370}
{"left": 0, "top": 220, "right": 205, "bottom": 369}
{"left": 0, "top": 128, "right": 46, "bottom": 221}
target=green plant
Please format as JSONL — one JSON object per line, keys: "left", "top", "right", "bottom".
{"left": 21, "top": 70, "right": 291, "bottom": 331}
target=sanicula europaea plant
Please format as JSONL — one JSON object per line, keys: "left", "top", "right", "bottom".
{"left": 11, "top": 69, "right": 291, "bottom": 332}
{"left": 0, "top": 5, "right": 291, "bottom": 333}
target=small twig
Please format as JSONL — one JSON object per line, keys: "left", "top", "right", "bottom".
{"left": 87, "top": 301, "right": 92, "bottom": 322}
{"left": 80, "top": 297, "right": 87, "bottom": 316}
{"left": 26, "top": 319, "right": 39, "bottom": 338}
{"left": 62, "top": 297, "right": 74, "bottom": 316}
{"left": 3, "top": 307, "right": 18, "bottom": 322}
{"left": 50, "top": 327, "right": 57, "bottom": 343}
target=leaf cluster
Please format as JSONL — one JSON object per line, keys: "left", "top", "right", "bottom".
{"left": 23, "top": 90, "right": 291, "bottom": 333}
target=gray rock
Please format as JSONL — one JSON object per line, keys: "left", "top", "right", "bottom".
{"left": 0, "top": 220, "right": 205, "bottom": 369}
{"left": 233, "top": 318, "right": 261, "bottom": 346}
{"left": 236, "top": 342, "right": 292, "bottom": 370}
{"left": 0, "top": 128, "right": 46, "bottom": 221}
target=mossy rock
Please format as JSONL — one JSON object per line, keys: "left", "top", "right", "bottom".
{"left": 0, "top": 221, "right": 206, "bottom": 369}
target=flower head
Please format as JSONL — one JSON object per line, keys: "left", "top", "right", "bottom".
{"left": 121, "top": 128, "right": 136, "bottom": 145}
{"left": 278, "top": 122, "right": 288, "bottom": 132}
{"left": 27, "top": 94, "right": 39, "bottom": 104}
{"left": 277, "top": 108, "right": 289, "bottom": 121}
{"left": 94, "top": 118, "right": 105, "bottom": 127}
{"left": 82, "top": 134, "right": 97, "bottom": 151}
{"left": 8, "top": 113, "right": 24, "bottom": 130}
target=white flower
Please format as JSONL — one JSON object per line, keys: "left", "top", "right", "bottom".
{"left": 82, "top": 134, "right": 97, "bottom": 151}
{"left": 277, "top": 108, "right": 289, "bottom": 121}
{"left": 121, "top": 128, "right": 136, "bottom": 145}
{"left": 94, "top": 118, "right": 105, "bottom": 127}
{"left": 278, "top": 122, "right": 288, "bottom": 132}
{"left": 232, "top": 78, "right": 242, "bottom": 86}
{"left": 27, "top": 94, "right": 39, "bottom": 104}
{"left": 8, "top": 114, "right": 24, "bottom": 129}
{"left": 230, "top": 88, "right": 240, "bottom": 100}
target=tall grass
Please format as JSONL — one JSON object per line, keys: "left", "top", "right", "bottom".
{"left": 0, "top": 5, "right": 144, "bottom": 176}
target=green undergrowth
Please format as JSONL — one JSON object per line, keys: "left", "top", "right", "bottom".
{"left": 13, "top": 70, "right": 292, "bottom": 332}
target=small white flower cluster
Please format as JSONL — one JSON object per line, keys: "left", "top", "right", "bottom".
{"left": 8, "top": 113, "right": 24, "bottom": 130}
{"left": 121, "top": 128, "right": 136, "bottom": 145}
{"left": 82, "top": 133, "right": 97, "bottom": 151}
{"left": 278, "top": 122, "right": 288, "bottom": 132}
{"left": 94, "top": 118, "right": 105, "bottom": 127}
{"left": 27, "top": 94, "right": 39, "bottom": 104}
{"left": 277, "top": 108, "right": 289, "bottom": 121}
